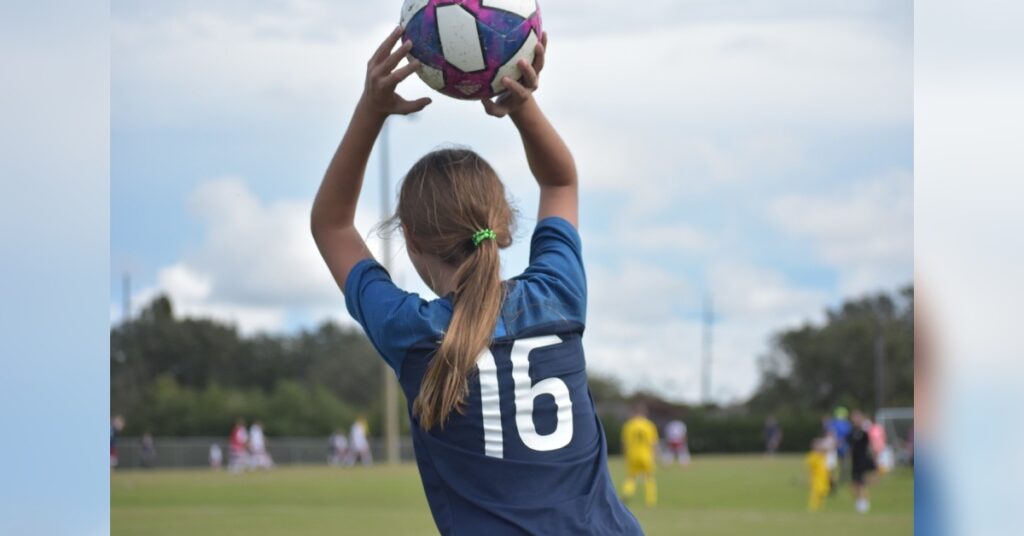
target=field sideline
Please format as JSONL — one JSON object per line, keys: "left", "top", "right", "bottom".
{"left": 112, "top": 455, "right": 913, "bottom": 535}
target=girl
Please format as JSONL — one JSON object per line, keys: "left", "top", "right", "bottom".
{"left": 312, "top": 27, "right": 642, "bottom": 535}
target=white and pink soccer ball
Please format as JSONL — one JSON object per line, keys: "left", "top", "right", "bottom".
{"left": 400, "top": 0, "right": 543, "bottom": 100}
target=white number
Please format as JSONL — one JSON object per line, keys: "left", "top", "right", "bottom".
{"left": 477, "top": 335, "right": 574, "bottom": 458}
{"left": 477, "top": 346, "right": 504, "bottom": 458}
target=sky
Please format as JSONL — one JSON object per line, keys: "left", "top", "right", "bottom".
{"left": 111, "top": 0, "right": 913, "bottom": 404}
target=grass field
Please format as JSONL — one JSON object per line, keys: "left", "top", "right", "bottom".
{"left": 112, "top": 455, "right": 913, "bottom": 535}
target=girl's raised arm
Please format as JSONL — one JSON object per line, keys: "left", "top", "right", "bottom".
{"left": 481, "top": 33, "right": 578, "bottom": 227}
{"left": 311, "top": 26, "right": 431, "bottom": 292}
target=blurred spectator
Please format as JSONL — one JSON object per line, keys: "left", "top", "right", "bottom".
{"left": 347, "top": 417, "right": 372, "bottom": 466}
{"left": 209, "top": 443, "right": 223, "bottom": 470}
{"left": 249, "top": 420, "right": 274, "bottom": 470}
{"left": 664, "top": 420, "right": 690, "bottom": 466}
{"left": 868, "top": 419, "right": 893, "bottom": 473}
{"left": 763, "top": 416, "right": 783, "bottom": 455}
{"left": 328, "top": 429, "right": 349, "bottom": 466}
{"left": 140, "top": 433, "right": 156, "bottom": 468}
{"left": 229, "top": 419, "right": 249, "bottom": 472}
{"left": 110, "top": 415, "right": 125, "bottom": 469}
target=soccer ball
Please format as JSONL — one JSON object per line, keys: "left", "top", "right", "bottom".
{"left": 400, "top": 0, "right": 543, "bottom": 100}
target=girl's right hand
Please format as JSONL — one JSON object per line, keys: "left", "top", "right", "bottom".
{"left": 361, "top": 26, "right": 432, "bottom": 117}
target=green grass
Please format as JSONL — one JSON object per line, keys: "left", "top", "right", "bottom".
{"left": 112, "top": 455, "right": 913, "bottom": 535}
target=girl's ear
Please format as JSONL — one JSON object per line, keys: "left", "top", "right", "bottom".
{"left": 402, "top": 223, "right": 421, "bottom": 254}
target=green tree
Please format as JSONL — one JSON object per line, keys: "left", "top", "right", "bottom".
{"left": 748, "top": 286, "right": 914, "bottom": 416}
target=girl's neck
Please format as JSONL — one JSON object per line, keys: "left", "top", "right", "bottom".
{"left": 413, "top": 252, "right": 460, "bottom": 298}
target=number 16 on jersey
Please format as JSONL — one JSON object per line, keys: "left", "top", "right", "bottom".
{"left": 477, "top": 335, "right": 574, "bottom": 459}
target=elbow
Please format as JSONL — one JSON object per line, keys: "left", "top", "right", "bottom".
{"left": 310, "top": 207, "right": 357, "bottom": 247}
{"left": 310, "top": 206, "right": 328, "bottom": 246}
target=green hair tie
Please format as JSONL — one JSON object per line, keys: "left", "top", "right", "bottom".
{"left": 472, "top": 229, "right": 497, "bottom": 247}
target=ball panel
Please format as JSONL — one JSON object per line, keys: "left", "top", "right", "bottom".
{"left": 480, "top": 0, "right": 537, "bottom": 19}
{"left": 404, "top": 7, "right": 445, "bottom": 69}
{"left": 400, "top": 0, "right": 430, "bottom": 29}
{"left": 479, "top": 16, "right": 533, "bottom": 68}
{"left": 474, "top": 5, "right": 526, "bottom": 36}
{"left": 490, "top": 29, "right": 538, "bottom": 94}
{"left": 442, "top": 65, "right": 494, "bottom": 98}
{"left": 417, "top": 62, "right": 446, "bottom": 91}
{"left": 436, "top": 4, "right": 486, "bottom": 73}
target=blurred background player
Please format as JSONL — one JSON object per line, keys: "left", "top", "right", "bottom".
{"left": 110, "top": 415, "right": 125, "bottom": 469}
{"left": 848, "top": 410, "right": 877, "bottom": 513}
{"left": 346, "top": 417, "right": 372, "bottom": 466}
{"left": 140, "top": 432, "right": 156, "bottom": 469}
{"left": 867, "top": 416, "right": 893, "bottom": 474}
{"left": 664, "top": 419, "right": 690, "bottom": 466}
{"left": 763, "top": 416, "right": 783, "bottom": 456}
{"left": 209, "top": 443, "right": 223, "bottom": 470}
{"left": 328, "top": 428, "right": 349, "bottom": 466}
{"left": 248, "top": 420, "right": 274, "bottom": 470}
{"left": 805, "top": 438, "right": 830, "bottom": 512}
{"left": 829, "top": 407, "right": 853, "bottom": 484}
{"left": 621, "top": 404, "right": 659, "bottom": 507}
{"left": 819, "top": 417, "right": 839, "bottom": 495}
{"left": 228, "top": 419, "right": 249, "bottom": 473}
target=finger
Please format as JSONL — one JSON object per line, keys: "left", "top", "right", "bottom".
{"left": 481, "top": 98, "right": 506, "bottom": 117}
{"left": 381, "top": 40, "right": 414, "bottom": 74}
{"left": 396, "top": 97, "right": 432, "bottom": 115}
{"left": 532, "top": 40, "right": 546, "bottom": 74}
{"left": 502, "top": 76, "right": 532, "bottom": 101}
{"left": 372, "top": 25, "right": 404, "bottom": 64}
{"left": 518, "top": 59, "right": 539, "bottom": 90}
{"left": 541, "top": 31, "right": 548, "bottom": 49}
{"left": 384, "top": 59, "right": 421, "bottom": 87}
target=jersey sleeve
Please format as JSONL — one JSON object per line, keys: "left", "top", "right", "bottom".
{"left": 515, "top": 217, "right": 587, "bottom": 324}
{"left": 344, "top": 258, "right": 449, "bottom": 376}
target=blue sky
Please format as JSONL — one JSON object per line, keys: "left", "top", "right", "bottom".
{"left": 111, "top": 0, "right": 912, "bottom": 403}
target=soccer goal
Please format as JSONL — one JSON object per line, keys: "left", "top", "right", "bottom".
{"left": 875, "top": 407, "right": 914, "bottom": 465}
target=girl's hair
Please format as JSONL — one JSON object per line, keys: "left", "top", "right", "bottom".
{"left": 390, "top": 148, "right": 516, "bottom": 430}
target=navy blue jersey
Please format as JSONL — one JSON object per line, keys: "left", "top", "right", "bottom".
{"left": 346, "top": 217, "right": 642, "bottom": 535}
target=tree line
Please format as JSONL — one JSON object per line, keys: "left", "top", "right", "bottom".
{"left": 111, "top": 286, "right": 912, "bottom": 452}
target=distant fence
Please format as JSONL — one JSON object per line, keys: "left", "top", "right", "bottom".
{"left": 114, "top": 437, "right": 416, "bottom": 469}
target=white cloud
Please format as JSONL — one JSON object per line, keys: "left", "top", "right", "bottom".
{"left": 129, "top": 178, "right": 386, "bottom": 333}
{"left": 769, "top": 171, "right": 913, "bottom": 295}
{"left": 583, "top": 258, "right": 827, "bottom": 403}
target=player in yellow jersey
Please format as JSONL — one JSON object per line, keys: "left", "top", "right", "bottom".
{"left": 805, "top": 438, "right": 831, "bottom": 512}
{"left": 621, "top": 404, "right": 659, "bottom": 507}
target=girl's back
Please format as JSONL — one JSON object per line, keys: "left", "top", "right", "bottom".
{"left": 346, "top": 217, "right": 639, "bottom": 534}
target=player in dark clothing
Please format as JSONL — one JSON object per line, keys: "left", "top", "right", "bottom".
{"left": 848, "top": 410, "right": 877, "bottom": 513}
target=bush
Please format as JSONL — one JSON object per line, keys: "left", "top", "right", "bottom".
{"left": 125, "top": 375, "right": 357, "bottom": 437}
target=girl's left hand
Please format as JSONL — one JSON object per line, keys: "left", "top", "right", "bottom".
{"left": 482, "top": 32, "right": 547, "bottom": 118}
{"left": 361, "top": 26, "right": 432, "bottom": 117}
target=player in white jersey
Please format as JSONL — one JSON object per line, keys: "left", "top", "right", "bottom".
{"left": 664, "top": 420, "right": 691, "bottom": 466}
{"left": 248, "top": 421, "right": 274, "bottom": 470}
{"left": 209, "top": 443, "right": 223, "bottom": 470}
{"left": 328, "top": 429, "right": 349, "bottom": 466}
{"left": 347, "top": 418, "right": 372, "bottom": 466}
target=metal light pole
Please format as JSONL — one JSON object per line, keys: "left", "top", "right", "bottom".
{"left": 701, "top": 292, "right": 714, "bottom": 405}
{"left": 874, "top": 320, "right": 887, "bottom": 412}
{"left": 380, "top": 119, "right": 401, "bottom": 465}
{"left": 122, "top": 272, "right": 132, "bottom": 323}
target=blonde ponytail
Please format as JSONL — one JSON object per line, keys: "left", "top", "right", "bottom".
{"left": 391, "top": 148, "right": 516, "bottom": 431}
{"left": 413, "top": 239, "right": 503, "bottom": 430}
